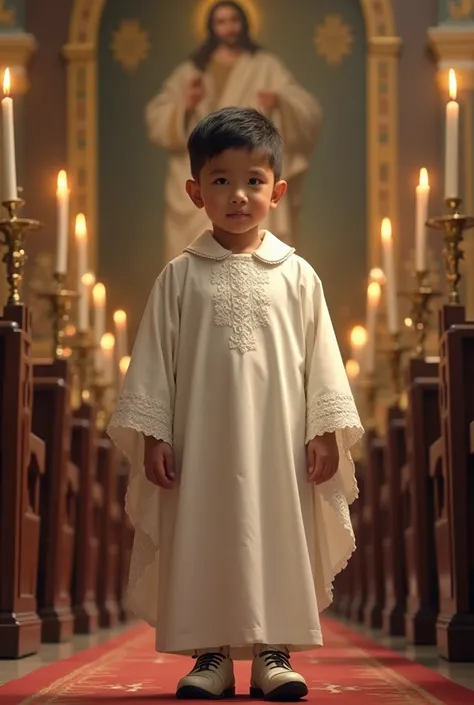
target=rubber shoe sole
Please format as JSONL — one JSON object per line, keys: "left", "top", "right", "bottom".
{"left": 176, "top": 685, "right": 236, "bottom": 699}
{"left": 250, "top": 681, "right": 308, "bottom": 701}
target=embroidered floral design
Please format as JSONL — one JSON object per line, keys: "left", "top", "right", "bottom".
{"left": 211, "top": 259, "right": 271, "bottom": 354}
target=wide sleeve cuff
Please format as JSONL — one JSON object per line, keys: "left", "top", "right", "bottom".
{"left": 306, "top": 390, "right": 363, "bottom": 451}
{"left": 109, "top": 391, "right": 173, "bottom": 450}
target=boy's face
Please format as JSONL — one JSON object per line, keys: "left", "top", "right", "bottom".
{"left": 186, "top": 148, "right": 286, "bottom": 236}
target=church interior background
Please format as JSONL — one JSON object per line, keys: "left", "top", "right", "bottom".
{"left": 1, "top": 0, "right": 474, "bottom": 701}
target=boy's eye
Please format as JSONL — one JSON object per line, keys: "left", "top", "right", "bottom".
{"left": 213, "top": 177, "right": 229, "bottom": 185}
{"left": 249, "top": 177, "right": 263, "bottom": 186}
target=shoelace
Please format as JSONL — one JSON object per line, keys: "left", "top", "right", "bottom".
{"left": 260, "top": 649, "right": 292, "bottom": 671}
{"left": 192, "top": 652, "right": 226, "bottom": 672}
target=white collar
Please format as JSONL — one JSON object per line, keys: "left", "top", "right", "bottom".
{"left": 184, "top": 230, "right": 294, "bottom": 265}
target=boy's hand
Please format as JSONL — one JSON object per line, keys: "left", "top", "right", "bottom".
{"left": 307, "top": 432, "right": 339, "bottom": 485}
{"left": 185, "top": 76, "right": 205, "bottom": 111}
{"left": 144, "top": 437, "right": 175, "bottom": 489}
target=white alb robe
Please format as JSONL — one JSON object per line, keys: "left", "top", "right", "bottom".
{"left": 108, "top": 231, "right": 363, "bottom": 658}
{"left": 146, "top": 52, "right": 322, "bottom": 262}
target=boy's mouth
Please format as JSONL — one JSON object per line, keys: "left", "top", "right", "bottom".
{"left": 226, "top": 212, "right": 250, "bottom": 218}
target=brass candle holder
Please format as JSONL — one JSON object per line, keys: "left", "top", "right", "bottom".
{"left": 91, "top": 371, "right": 112, "bottom": 431}
{"left": 400, "top": 271, "right": 442, "bottom": 358}
{"left": 0, "top": 198, "right": 40, "bottom": 305}
{"left": 71, "top": 330, "right": 95, "bottom": 405}
{"left": 37, "top": 273, "right": 78, "bottom": 359}
{"left": 427, "top": 197, "right": 474, "bottom": 305}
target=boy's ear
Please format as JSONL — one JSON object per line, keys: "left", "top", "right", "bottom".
{"left": 270, "top": 180, "right": 287, "bottom": 209}
{"left": 186, "top": 179, "right": 204, "bottom": 209}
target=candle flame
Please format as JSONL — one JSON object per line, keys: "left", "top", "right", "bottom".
{"left": 81, "top": 271, "right": 95, "bottom": 288}
{"left": 369, "top": 267, "right": 386, "bottom": 285}
{"left": 381, "top": 217, "right": 392, "bottom": 243}
{"left": 119, "top": 355, "right": 131, "bottom": 375}
{"left": 100, "top": 332, "right": 115, "bottom": 352}
{"left": 92, "top": 282, "right": 106, "bottom": 305}
{"left": 405, "top": 317, "right": 413, "bottom": 328}
{"left": 368, "top": 281, "right": 381, "bottom": 304}
{"left": 57, "top": 170, "right": 68, "bottom": 196}
{"left": 350, "top": 325, "right": 368, "bottom": 349}
{"left": 75, "top": 213, "right": 87, "bottom": 240}
{"left": 3, "top": 68, "right": 10, "bottom": 96}
{"left": 449, "top": 69, "right": 457, "bottom": 101}
{"left": 113, "top": 309, "right": 127, "bottom": 326}
{"left": 345, "top": 359, "right": 360, "bottom": 382}
{"left": 419, "top": 167, "right": 429, "bottom": 187}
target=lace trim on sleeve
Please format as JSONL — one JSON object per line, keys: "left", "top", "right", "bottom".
{"left": 306, "top": 390, "right": 363, "bottom": 450}
{"left": 109, "top": 391, "right": 173, "bottom": 446}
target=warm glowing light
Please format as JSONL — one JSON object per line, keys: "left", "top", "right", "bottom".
{"left": 419, "top": 167, "right": 429, "bottom": 187}
{"left": 57, "top": 170, "right": 68, "bottom": 196}
{"left": 3, "top": 68, "right": 10, "bottom": 95}
{"left": 81, "top": 271, "right": 95, "bottom": 288}
{"left": 92, "top": 282, "right": 106, "bottom": 305}
{"left": 119, "top": 355, "right": 131, "bottom": 375}
{"left": 75, "top": 213, "right": 87, "bottom": 240}
{"left": 405, "top": 317, "right": 413, "bottom": 328}
{"left": 449, "top": 68, "right": 457, "bottom": 101}
{"left": 345, "top": 359, "right": 360, "bottom": 381}
{"left": 100, "top": 332, "right": 115, "bottom": 351}
{"left": 65, "top": 324, "right": 76, "bottom": 337}
{"left": 113, "top": 309, "right": 127, "bottom": 326}
{"left": 369, "top": 267, "right": 386, "bottom": 285}
{"left": 381, "top": 217, "right": 392, "bottom": 243}
{"left": 350, "top": 325, "right": 368, "bottom": 349}
{"left": 367, "top": 281, "right": 381, "bottom": 305}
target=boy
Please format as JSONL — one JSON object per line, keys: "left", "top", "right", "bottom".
{"left": 108, "top": 107, "right": 363, "bottom": 701}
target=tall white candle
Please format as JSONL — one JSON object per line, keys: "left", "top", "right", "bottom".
{"left": 92, "top": 283, "right": 106, "bottom": 370}
{"left": 445, "top": 69, "right": 459, "bottom": 200}
{"left": 381, "top": 218, "right": 399, "bottom": 333}
{"left": 78, "top": 271, "right": 95, "bottom": 333}
{"left": 113, "top": 309, "right": 128, "bottom": 361}
{"left": 75, "top": 214, "right": 88, "bottom": 290}
{"left": 2, "top": 69, "right": 17, "bottom": 202}
{"left": 415, "top": 168, "right": 430, "bottom": 272}
{"left": 56, "top": 170, "right": 70, "bottom": 274}
{"left": 366, "top": 281, "right": 381, "bottom": 373}
{"left": 100, "top": 333, "right": 115, "bottom": 386}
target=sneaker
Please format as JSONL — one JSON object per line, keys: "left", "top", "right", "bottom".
{"left": 176, "top": 651, "right": 235, "bottom": 699}
{"left": 250, "top": 648, "right": 308, "bottom": 701}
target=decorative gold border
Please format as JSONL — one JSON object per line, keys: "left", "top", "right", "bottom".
{"left": 65, "top": 0, "right": 400, "bottom": 273}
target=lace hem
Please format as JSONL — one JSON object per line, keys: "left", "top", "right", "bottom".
{"left": 306, "top": 390, "right": 363, "bottom": 451}
{"left": 109, "top": 391, "right": 173, "bottom": 446}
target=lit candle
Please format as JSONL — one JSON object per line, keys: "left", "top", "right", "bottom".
{"left": 78, "top": 271, "right": 95, "bottom": 332}
{"left": 100, "top": 332, "right": 116, "bottom": 386}
{"left": 369, "top": 267, "right": 386, "bottom": 286}
{"left": 350, "top": 325, "right": 367, "bottom": 368}
{"left": 366, "top": 281, "right": 381, "bottom": 373}
{"left": 113, "top": 309, "right": 128, "bottom": 361}
{"left": 119, "top": 355, "right": 131, "bottom": 388}
{"left": 75, "top": 214, "right": 87, "bottom": 290}
{"left": 445, "top": 69, "right": 459, "bottom": 199}
{"left": 415, "top": 168, "right": 430, "bottom": 272}
{"left": 2, "top": 68, "right": 17, "bottom": 201}
{"left": 92, "top": 282, "right": 106, "bottom": 370}
{"left": 56, "top": 170, "right": 70, "bottom": 274}
{"left": 381, "top": 218, "right": 399, "bottom": 333}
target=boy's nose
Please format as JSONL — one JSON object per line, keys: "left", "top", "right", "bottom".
{"left": 231, "top": 190, "right": 248, "bottom": 204}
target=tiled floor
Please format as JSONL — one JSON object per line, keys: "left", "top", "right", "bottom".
{"left": 1, "top": 619, "right": 473, "bottom": 692}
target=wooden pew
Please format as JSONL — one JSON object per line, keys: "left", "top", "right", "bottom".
{"left": 70, "top": 403, "right": 102, "bottom": 634}
{"left": 381, "top": 404, "right": 407, "bottom": 636}
{"left": 0, "top": 306, "right": 45, "bottom": 657}
{"left": 349, "top": 468, "right": 367, "bottom": 623}
{"left": 403, "top": 358, "right": 440, "bottom": 645}
{"left": 116, "top": 461, "right": 134, "bottom": 622}
{"left": 433, "top": 316, "right": 474, "bottom": 661}
{"left": 363, "top": 430, "right": 386, "bottom": 629}
{"left": 96, "top": 436, "right": 121, "bottom": 628}
{"left": 32, "top": 359, "right": 78, "bottom": 643}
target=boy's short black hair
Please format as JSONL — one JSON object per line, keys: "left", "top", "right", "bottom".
{"left": 187, "top": 107, "right": 284, "bottom": 181}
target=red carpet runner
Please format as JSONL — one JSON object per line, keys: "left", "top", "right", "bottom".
{"left": 0, "top": 619, "right": 472, "bottom": 704}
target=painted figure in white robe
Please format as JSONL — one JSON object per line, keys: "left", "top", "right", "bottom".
{"left": 109, "top": 108, "right": 362, "bottom": 701}
{"left": 145, "top": 0, "right": 322, "bottom": 263}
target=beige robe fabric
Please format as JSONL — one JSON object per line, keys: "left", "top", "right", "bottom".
{"left": 146, "top": 52, "right": 322, "bottom": 262}
{"left": 108, "top": 231, "right": 363, "bottom": 659}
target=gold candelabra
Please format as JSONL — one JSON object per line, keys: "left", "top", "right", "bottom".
{"left": 0, "top": 198, "right": 40, "bottom": 305}
{"left": 37, "top": 273, "right": 78, "bottom": 359}
{"left": 71, "top": 330, "right": 95, "bottom": 405}
{"left": 427, "top": 197, "right": 474, "bottom": 305}
{"left": 91, "top": 372, "right": 113, "bottom": 431}
{"left": 400, "top": 271, "right": 442, "bottom": 358}
{"left": 388, "top": 332, "right": 405, "bottom": 400}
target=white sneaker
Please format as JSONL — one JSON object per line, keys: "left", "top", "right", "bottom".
{"left": 250, "top": 648, "right": 308, "bottom": 701}
{"left": 176, "top": 651, "right": 235, "bottom": 699}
